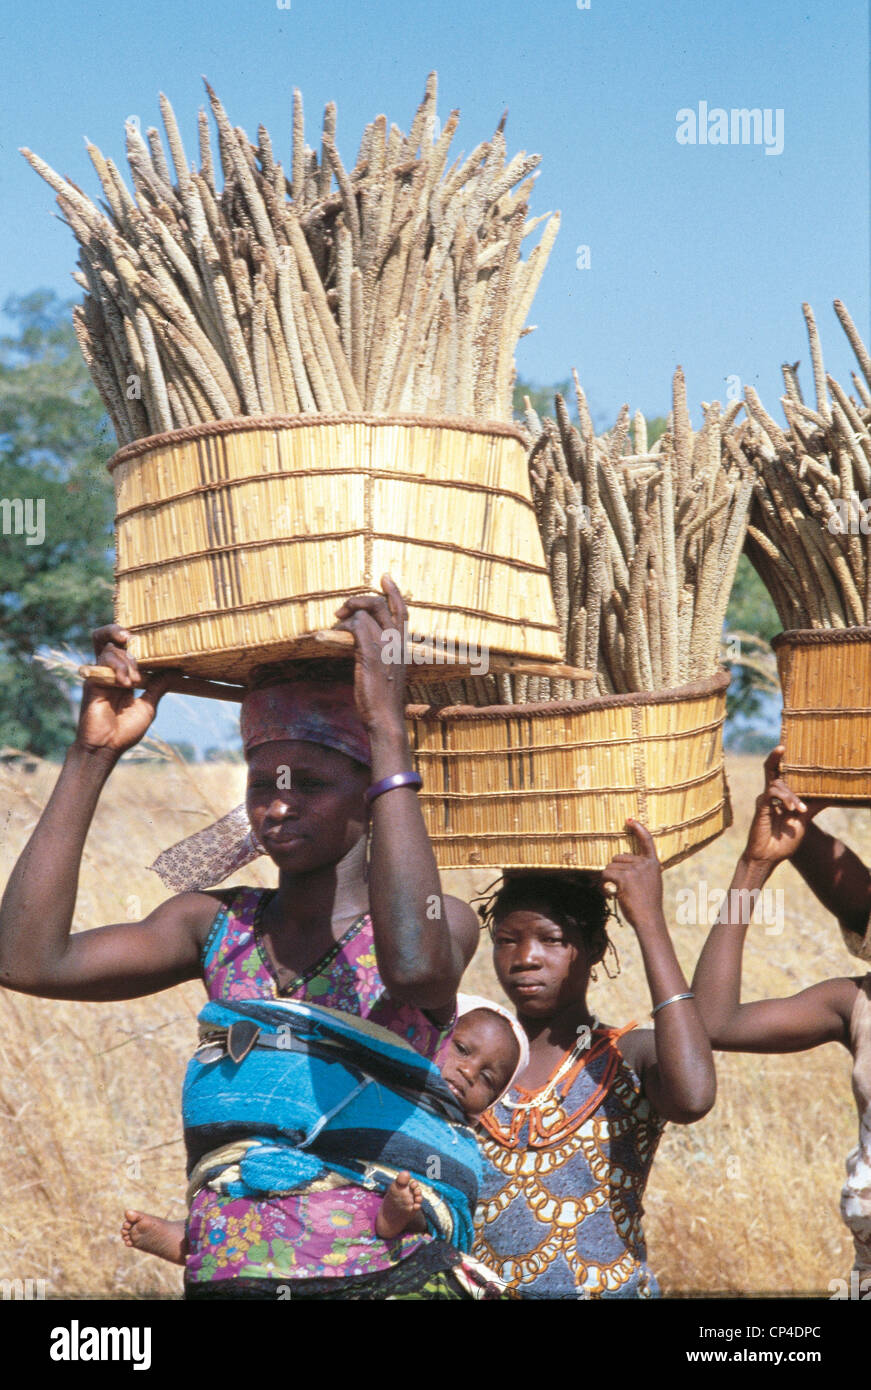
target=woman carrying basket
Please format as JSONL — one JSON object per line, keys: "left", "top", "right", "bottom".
{"left": 471, "top": 843, "right": 716, "bottom": 1298}
{"left": 692, "top": 746, "right": 871, "bottom": 1287}
{"left": 0, "top": 576, "right": 494, "bottom": 1300}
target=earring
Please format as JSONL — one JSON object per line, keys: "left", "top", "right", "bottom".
{"left": 602, "top": 937, "right": 621, "bottom": 979}
{"left": 589, "top": 965, "right": 598, "bottom": 984}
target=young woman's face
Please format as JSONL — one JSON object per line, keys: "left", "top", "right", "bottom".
{"left": 491, "top": 907, "right": 595, "bottom": 1019}
{"left": 246, "top": 739, "right": 369, "bottom": 873}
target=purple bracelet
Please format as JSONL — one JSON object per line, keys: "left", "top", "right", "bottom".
{"left": 364, "top": 771, "right": 423, "bottom": 805}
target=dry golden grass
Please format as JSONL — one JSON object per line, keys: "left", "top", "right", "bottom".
{"left": 0, "top": 750, "right": 863, "bottom": 1297}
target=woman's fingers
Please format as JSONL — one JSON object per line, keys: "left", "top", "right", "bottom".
{"left": 600, "top": 861, "right": 627, "bottom": 886}
{"left": 625, "top": 818, "right": 657, "bottom": 856}
{"left": 335, "top": 576, "right": 410, "bottom": 634}
{"left": 763, "top": 744, "right": 785, "bottom": 786}
{"left": 137, "top": 673, "right": 173, "bottom": 718}
{"left": 380, "top": 573, "right": 409, "bottom": 631}
{"left": 767, "top": 779, "right": 806, "bottom": 814}
{"left": 91, "top": 624, "right": 140, "bottom": 687}
{"left": 334, "top": 607, "right": 385, "bottom": 649}
{"left": 604, "top": 823, "right": 657, "bottom": 861}
{"left": 335, "top": 594, "right": 394, "bottom": 630}
{"left": 92, "top": 623, "right": 130, "bottom": 653}
{"left": 89, "top": 650, "right": 136, "bottom": 689}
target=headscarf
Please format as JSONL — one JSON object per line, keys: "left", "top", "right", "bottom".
{"left": 455, "top": 992, "right": 530, "bottom": 1098}
{"left": 148, "top": 674, "right": 369, "bottom": 892}
{"left": 240, "top": 678, "right": 370, "bottom": 765}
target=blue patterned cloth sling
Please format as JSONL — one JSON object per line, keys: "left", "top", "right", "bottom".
{"left": 183, "top": 996, "right": 482, "bottom": 1252}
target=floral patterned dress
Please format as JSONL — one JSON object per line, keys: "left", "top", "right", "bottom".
{"left": 184, "top": 887, "right": 456, "bottom": 1295}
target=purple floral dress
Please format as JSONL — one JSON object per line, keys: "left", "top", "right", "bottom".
{"left": 184, "top": 887, "right": 455, "bottom": 1290}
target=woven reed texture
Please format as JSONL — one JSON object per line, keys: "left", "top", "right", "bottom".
{"left": 406, "top": 669, "right": 731, "bottom": 870}
{"left": 776, "top": 627, "right": 871, "bottom": 801}
{"left": 112, "top": 417, "right": 562, "bottom": 682}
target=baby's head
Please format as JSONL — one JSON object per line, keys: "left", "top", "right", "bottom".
{"left": 440, "top": 1007, "right": 522, "bottom": 1120}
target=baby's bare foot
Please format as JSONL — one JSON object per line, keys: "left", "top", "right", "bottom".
{"left": 121, "top": 1210, "right": 187, "bottom": 1266}
{"left": 375, "top": 1171, "right": 424, "bottom": 1239}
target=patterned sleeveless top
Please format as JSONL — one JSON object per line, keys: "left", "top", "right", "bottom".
{"left": 184, "top": 887, "right": 454, "bottom": 1290}
{"left": 472, "top": 1027, "right": 665, "bottom": 1299}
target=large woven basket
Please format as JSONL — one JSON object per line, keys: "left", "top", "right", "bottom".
{"left": 406, "top": 669, "right": 732, "bottom": 870}
{"left": 773, "top": 626, "right": 871, "bottom": 801}
{"left": 109, "top": 414, "right": 562, "bottom": 683}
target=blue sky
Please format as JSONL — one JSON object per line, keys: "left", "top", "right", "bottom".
{"left": 2, "top": 0, "right": 868, "bottom": 751}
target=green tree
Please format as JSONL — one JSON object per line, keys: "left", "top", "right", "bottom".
{"left": 724, "top": 554, "right": 780, "bottom": 644}
{"left": 167, "top": 740, "right": 198, "bottom": 763}
{"left": 0, "top": 291, "right": 115, "bottom": 756}
{"left": 514, "top": 379, "right": 668, "bottom": 449}
{"left": 723, "top": 553, "right": 781, "bottom": 729}
{"left": 513, "top": 377, "right": 574, "bottom": 423}
{"left": 204, "top": 745, "right": 244, "bottom": 763}
{"left": 642, "top": 416, "right": 668, "bottom": 448}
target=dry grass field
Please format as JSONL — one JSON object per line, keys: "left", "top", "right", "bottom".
{"left": 0, "top": 749, "right": 864, "bottom": 1298}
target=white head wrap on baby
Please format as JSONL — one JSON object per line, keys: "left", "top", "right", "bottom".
{"left": 455, "top": 992, "right": 530, "bottom": 1098}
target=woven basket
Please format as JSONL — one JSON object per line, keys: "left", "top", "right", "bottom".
{"left": 773, "top": 625, "right": 871, "bottom": 801}
{"left": 109, "top": 414, "right": 562, "bottom": 683}
{"left": 406, "top": 669, "right": 732, "bottom": 870}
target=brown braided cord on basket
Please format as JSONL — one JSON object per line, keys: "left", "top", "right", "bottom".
{"left": 108, "top": 412, "right": 527, "bottom": 470}
{"left": 114, "top": 468, "right": 539, "bottom": 524}
{"left": 406, "top": 668, "right": 731, "bottom": 721}
{"left": 771, "top": 625, "right": 871, "bottom": 650}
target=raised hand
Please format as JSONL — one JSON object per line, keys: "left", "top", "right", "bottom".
{"left": 601, "top": 819, "right": 664, "bottom": 934}
{"left": 76, "top": 625, "right": 171, "bottom": 758}
{"left": 333, "top": 574, "right": 410, "bottom": 731}
{"left": 743, "top": 745, "right": 824, "bottom": 869}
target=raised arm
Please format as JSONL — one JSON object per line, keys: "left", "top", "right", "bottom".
{"left": 791, "top": 820, "right": 871, "bottom": 946}
{"left": 0, "top": 626, "right": 212, "bottom": 1000}
{"left": 335, "top": 577, "right": 478, "bottom": 1011}
{"left": 604, "top": 821, "right": 716, "bottom": 1125}
{"left": 691, "top": 748, "right": 857, "bottom": 1052}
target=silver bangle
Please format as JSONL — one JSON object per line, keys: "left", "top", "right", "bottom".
{"left": 650, "top": 991, "right": 695, "bottom": 1018}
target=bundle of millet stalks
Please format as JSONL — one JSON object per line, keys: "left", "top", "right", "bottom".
{"left": 513, "top": 372, "right": 753, "bottom": 701}
{"left": 731, "top": 300, "right": 871, "bottom": 629}
{"left": 412, "top": 371, "right": 753, "bottom": 708}
{"left": 22, "top": 72, "right": 560, "bottom": 441}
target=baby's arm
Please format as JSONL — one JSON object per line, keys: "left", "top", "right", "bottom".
{"left": 375, "top": 1172, "right": 427, "bottom": 1239}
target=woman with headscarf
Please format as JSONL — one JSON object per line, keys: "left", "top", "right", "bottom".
{"left": 0, "top": 577, "right": 484, "bottom": 1298}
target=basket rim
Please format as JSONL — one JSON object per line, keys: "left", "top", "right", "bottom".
{"left": 108, "top": 412, "right": 527, "bottom": 471}
{"left": 423, "top": 798, "right": 732, "bottom": 873}
{"left": 406, "top": 667, "right": 731, "bottom": 722}
{"left": 771, "top": 625, "right": 871, "bottom": 651}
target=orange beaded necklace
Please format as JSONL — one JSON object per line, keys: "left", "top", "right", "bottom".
{"left": 477, "top": 1022, "right": 637, "bottom": 1149}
